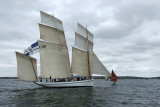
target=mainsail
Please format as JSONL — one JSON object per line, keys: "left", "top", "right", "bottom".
{"left": 16, "top": 52, "right": 37, "bottom": 81}
{"left": 71, "top": 47, "right": 93, "bottom": 76}
{"left": 39, "top": 11, "right": 71, "bottom": 78}
{"left": 38, "top": 40, "right": 71, "bottom": 78}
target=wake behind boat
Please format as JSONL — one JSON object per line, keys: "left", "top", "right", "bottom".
{"left": 15, "top": 11, "right": 111, "bottom": 88}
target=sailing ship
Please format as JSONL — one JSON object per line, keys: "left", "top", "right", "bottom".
{"left": 15, "top": 11, "right": 111, "bottom": 87}
{"left": 110, "top": 70, "right": 118, "bottom": 84}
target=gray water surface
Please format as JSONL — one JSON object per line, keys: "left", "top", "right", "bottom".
{"left": 0, "top": 79, "right": 160, "bottom": 107}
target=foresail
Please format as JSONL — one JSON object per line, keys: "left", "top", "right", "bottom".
{"left": 77, "top": 23, "right": 93, "bottom": 42}
{"left": 71, "top": 47, "right": 93, "bottom": 77}
{"left": 39, "top": 24, "right": 67, "bottom": 46}
{"left": 40, "top": 11, "right": 63, "bottom": 31}
{"left": 16, "top": 52, "right": 37, "bottom": 81}
{"left": 38, "top": 40, "right": 71, "bottom": 78}
{"left": 75, "top": 32, "right": 93, "bottom": 52}
{"left": 93, "top": 53, "right": 111, "bottom": 76}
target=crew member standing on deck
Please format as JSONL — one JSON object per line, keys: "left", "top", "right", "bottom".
{"left": 50, "top": 76, "right": 51, "bottom": 82}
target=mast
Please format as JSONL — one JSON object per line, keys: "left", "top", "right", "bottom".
{"left": 30, "top": 58, "right": 37, "bottom": 80}
{"left": 86, "top": 25, "right": 91, "bottom": 78}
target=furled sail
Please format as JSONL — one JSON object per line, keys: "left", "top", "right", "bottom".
{"left": 40, "top": 11, "right": 63, "bottom": 31}
{"left": 39, "top": 24, "right": 67, "bottom": 46}
{"left": 38, "top": 40, "right": 71, "bottom": 78}
{"left": 75, "top": 32, "right": 93, "bottom": 52}
{"left": 16, "top": 52, "right": 37, "bottom": 81}
{"left": 92, "top": 53, "right": 111, "bottom": 76}
{"left": 71, "top": 47, "right": 93, "bottom": 77}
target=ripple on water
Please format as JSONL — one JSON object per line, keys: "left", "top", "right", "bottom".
{"left": 0, "top": 79, "right": 160, "bottom": 107}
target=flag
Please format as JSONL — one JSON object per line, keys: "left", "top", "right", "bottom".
{"left": 24, "top": 41, "right": 39, "bottom": 56}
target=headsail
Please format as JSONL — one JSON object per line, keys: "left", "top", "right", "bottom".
{"left": 92, "top": 53, "right": 111, "bottom": 76}
{"left": 16, "top": 52, "right": 37, "bottom": 81}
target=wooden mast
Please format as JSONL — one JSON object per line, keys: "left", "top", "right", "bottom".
{"left": 86, "top": 25, "right": 91, "bottom": 78}
{"left": 30, "top": 57, "right": 37, "bottom": 81}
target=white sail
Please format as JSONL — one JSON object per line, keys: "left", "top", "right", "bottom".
{"left": 38, "top": 40, "right": 71, "bottom": 78}
{"left": 77, "top": 23, "right": 93, "bottom": 42}
{"left": 16, "top": 52, "right": 37, "bottom": 81}
{"left": 71, "top": 47, "right": 93, "bottom": 77}
{"left": 93, "top": 53, "right": 111, "bottom": 76}
{"left": 39, "top": 24, "right": 67, "bottom": 46}
{"left": 75, "top": 32, "right": 93, "bottom": 52}
{"left": 40, "top": 11, "right": 63, "bottom": 31}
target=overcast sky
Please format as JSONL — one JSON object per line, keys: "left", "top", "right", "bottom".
{"left": 0, "top": 0, "right": 160, "bottom": 77}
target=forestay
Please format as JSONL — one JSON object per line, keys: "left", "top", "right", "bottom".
{"left": 40, "top": 11, "right": 63, "bottom": 31}
{"left": 77, "top": 23, "right": 93, "bottom": 42}
{"left": 16, "top": 52, "right": 37, "bottom": 81}
{"left": 92, "top": 53, "right": 111, "bottom": 76}
{"left": 39, "top": 24, "right": 67, "bottom": 46}
{"left": 71, "top": 47, "right": 93, "bottom": 77}
{"left": 38, "top": 40, "right": 71, "bottom": 78}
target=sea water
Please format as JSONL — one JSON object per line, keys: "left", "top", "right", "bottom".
{"left": 0, "top": 79, "right": 159, "bottom": 107}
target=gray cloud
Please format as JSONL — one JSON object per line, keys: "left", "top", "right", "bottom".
{"left": 0, "top": 0, "right": 160, "bottom": 77}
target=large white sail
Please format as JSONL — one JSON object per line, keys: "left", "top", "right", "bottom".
{"left": 16, "top": 52, "right": 37, "bottom": 81}
{"left": 40, "top": 11, "right": 63, "bottom": 31}
{"left": 77, "top": 23, "right": 93, "bottom": 42}
{"left": 75, "top": 32, "right": 93, "bottom": 52}
{"left": 39, "top": 24, "right": 67, "bottom": 46}
{"left": 38, "top": 40, "right": 71, "bottom": 78}
{"left": 71, "top": 47, "right": 93, "bottom": 77}
{"left": 93, "top": 53, "right": 111, "bottom": 76}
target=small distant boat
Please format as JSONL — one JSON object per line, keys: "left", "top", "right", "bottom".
{"left": 110, "top": 70, "right": 118, "bottom": 84}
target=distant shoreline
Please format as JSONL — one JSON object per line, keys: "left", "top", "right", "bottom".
{"left": 0, "top": 76, "right": 160, "bottom": 79}
{"left": 93, "top": 76, "right": 160, "bottom": 79}
{"left": 0, "top": 77, "right": 18, "bottom": 79}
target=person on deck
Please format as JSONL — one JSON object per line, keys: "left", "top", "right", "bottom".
{"left": 50, "top": 76, "right": 51, "bottom": 82}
